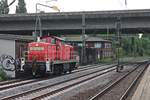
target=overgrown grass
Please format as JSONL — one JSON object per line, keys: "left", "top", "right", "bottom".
{"left": 0, "top": 67, "right": 7, "bottom": 81}
{"left": 98, "top": 56, "right": 150, "bottom": 64}
{"left": 120, "top": 56, "right": 150, "bottom": 62}
{"left": 99, "top": 57, "right": 114, "bottom": 63}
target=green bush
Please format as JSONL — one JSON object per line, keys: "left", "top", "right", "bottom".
{"left": 121, "top": 37, "right": 150, "bottom": 57}
{"left": 0, "top": 68, "right": 7, "bottom": 81}
{"left": 0, "top": 77, "right": 2, "bottom": 81}
{"left": 99, "top": 57, "right": 113, "bottom": 63}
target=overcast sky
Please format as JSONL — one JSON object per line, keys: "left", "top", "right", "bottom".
{"left": 8, "top": 0, "right": 150, "bottom": 14}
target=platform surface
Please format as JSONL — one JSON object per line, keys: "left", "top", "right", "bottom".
{"left": 131, "top": 64, "right": 150, "bottom": 100}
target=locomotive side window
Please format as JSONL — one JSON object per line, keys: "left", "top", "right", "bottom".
{"left": 61, "top": 41, "right": 65, "bottom": 45}
{"left": 51, "top": 38, "right": 56, "bottom": 44}
{"left": 30, "top": 47, "right": 44, "bottom": 51}
{"left": 41, "top": 39, "right": 47, "bottom": 42}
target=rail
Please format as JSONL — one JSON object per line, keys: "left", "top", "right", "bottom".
{"left": 90, "top": 62, "right": 146, "bottom": 100}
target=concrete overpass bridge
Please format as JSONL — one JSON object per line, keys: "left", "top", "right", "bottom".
{"left": 0, "top": 9, "right": 150, "bottom": 36}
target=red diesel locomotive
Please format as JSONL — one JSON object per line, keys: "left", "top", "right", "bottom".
{"left": 18, "top": 36, "right": 78, "bottom": 77}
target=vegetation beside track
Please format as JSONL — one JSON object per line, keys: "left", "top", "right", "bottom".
{"left": 98, "top": 37, "right": 150, "bottom": 63}
{"left": 0, "top": 67, "right": 7, "bottom": 81}
{"left": 98, "top": 56, "right": 150, "bottom": 64}
{"left": 121, "top": 37, "right": 150, "bottom": 56}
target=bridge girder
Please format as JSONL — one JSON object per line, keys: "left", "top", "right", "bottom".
{"left": 0, "top": 9, "right": 150, "bottom": 35}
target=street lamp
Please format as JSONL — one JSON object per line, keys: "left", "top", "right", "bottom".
{"left": 36, "top": 3, "right": 60, "bottom": 13}
{"left": 34, "top": 3, "right": 60, "bottom": 41}
{"left": 45, "top": 0, "right": 58, "bottom": 3}
{"left": 138, "top": 33, "right": 143, "bottom": 39}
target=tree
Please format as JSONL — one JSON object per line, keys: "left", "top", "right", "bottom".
{"left": 16, "top": 0, "right": 27, "bottom": 13}
{"left": 0, "top": 0, "right": 9, "bottom": 14}
{"left": 121, "top": 37, "right": 150, "bottom": 57}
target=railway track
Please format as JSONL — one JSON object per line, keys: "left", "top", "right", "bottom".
{"left": 77, "top": 63, "right": 107, "bottom": 69}
{"left": 0, "top": 64, "right": 97, "bottom": 84}
{"left": 31, "top": 63, "right": 139, "bottom": 100}
{"left": 0, "top": 63, "right": 116, "bottom": 91}
{"left": 0, "top": 62, "right": 142, "bottom": 100}
{"left": 0, "top": 79, "right": 22, "bottom": 85}
{"left": 0, "top": 63, "right": 106, "bottom": 86}
{"left": 0, "top": 63, "right": 113, "bottom": 92}
{"left": 119, "top": 63, "right": 149, "bottom": 100}
{"left": 73, "top": 63, "right": 113, "bottom": 73}
{"left": 0, "top": 78, "right": 42, "bottom": 91}
{"left": 0, "top": 64, "right": 117, "bottom": 100}
{"left": 89, "top": 62, "right": 148, "bottom": 100}
{"left": 75, "top": 62, "right": 137, "bottom": 73}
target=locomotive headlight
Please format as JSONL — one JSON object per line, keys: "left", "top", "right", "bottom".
{"left": 36, "top": 43, "right": 39, "bottom": 46}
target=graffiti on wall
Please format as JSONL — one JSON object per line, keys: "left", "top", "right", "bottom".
{"left": 0, "top": 54, "right": 15, "bottom": 71}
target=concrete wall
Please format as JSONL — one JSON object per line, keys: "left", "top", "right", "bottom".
{"left": 0, "top": 39, "right": 15, "bottom": 78}
{"left": 0, "top": 39, "right": 15, "bottom": 58}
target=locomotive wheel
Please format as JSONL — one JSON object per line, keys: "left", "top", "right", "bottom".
{"left": 38, "top": 65, "right": 46, "bottom": 77}
{"left": 23, "top": 65, "right": 32, "bottom": 77}
{"left": 69, "top": 70, "right": 72, "bottom": 73}
{"left": 53, "top": 65, "right": 62, "bottom": 75}
{"left": 63, "top": 71, "right": 67, "bottom": 74}
{"left": 32, "top": 65, "right": 46, "bottom": 77}
{"left": 69, "top": 63, "right": 73, "bottom": 73}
